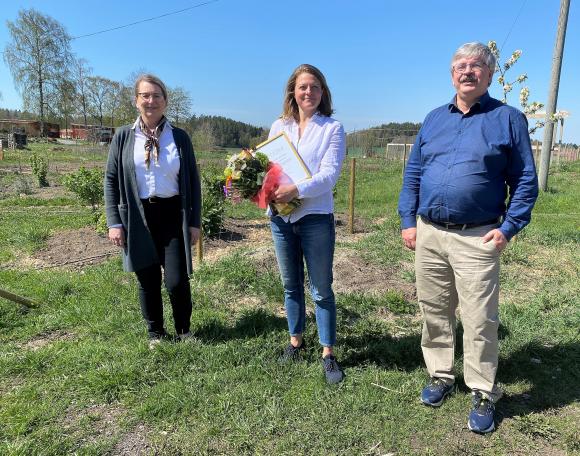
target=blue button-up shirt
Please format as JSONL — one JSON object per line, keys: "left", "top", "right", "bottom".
{"left": 398, "top": 92, "right": 538, "bottom": 240}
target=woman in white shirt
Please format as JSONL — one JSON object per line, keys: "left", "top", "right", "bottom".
{"left": 269, "top": 64, "right": 346, "bottom": 384}
{"left": 105, "top": 74, "right": 201, "bottom": 349}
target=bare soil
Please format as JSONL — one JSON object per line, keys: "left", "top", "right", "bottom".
{"left": 32, "top": 226, "right": 117, "bottom": 270}
{"left": 20, "top": 329, "right": 76, "bottom": 351}
{"left": 112, "top": 423, "right": 153, "bottom": 456}
{"left": 27, "top": 214, "right": 413, "bottom": 299}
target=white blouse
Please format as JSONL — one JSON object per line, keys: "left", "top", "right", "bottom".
{"left": 132, "top": 117, "right": 180, "bottom": 199}
{"left": 268, "top": 113, "right": 346, "bottom": 222}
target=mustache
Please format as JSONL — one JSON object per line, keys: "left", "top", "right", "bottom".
{"left": 460, "top": 75, "right": 478, "bottom": 83}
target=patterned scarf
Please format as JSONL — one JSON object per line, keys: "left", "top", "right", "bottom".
{"left": 139, "top": 116, "right": 167, "bottom": 169}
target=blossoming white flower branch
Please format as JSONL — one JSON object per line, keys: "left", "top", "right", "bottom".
{"left": 488, "top": 40, "right": 563, "bottom": 134}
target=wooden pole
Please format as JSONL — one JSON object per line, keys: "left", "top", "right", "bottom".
{"left": 0, "top": 288, "right": 38, "bottom": 308}
{"left": 539, "top": 0, "right": 571, "bottom": 190}
{"left": 348, "top": 158, "right": 356, "bottom": 234}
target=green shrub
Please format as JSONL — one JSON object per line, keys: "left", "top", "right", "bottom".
{"left": 63, "top": 167, "right": 104, "bottom": 211}
{"left": 201, "top": 172, "right": 226, "bottom": 237}
{"left": 29, "top": 152, "right": 49, "bottom": 187}
{"left": 95, "top": 209, "right": 109, "bottom": 235}
{"left": 13, "top": 175, "right": 34, "bottom": 196}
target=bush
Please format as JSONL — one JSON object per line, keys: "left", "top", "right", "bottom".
{"left": 62, "top": 167, "right": 104, "bottom": 211}
{"left": 95, "top": 209, "right": 108, "bottom": 235}
{"left": 201, "top": 172, "right": 226, "bottom": 237}
{"left": 13, "top": 175, "right": 34, "bottom": 196}
{"left": 29, "top": 152, "right": 49, "bottom": 187}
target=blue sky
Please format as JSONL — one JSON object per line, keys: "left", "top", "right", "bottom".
{"left": 1, "top": 0, "right": 579, "bottom": 143}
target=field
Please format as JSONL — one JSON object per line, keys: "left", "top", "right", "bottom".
{"left": 0, "top": 142, "right": 579, "bottom": 455}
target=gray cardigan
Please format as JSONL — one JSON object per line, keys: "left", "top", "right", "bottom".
{"left": 104, "top": 124, "right": 201, "bottom": 275}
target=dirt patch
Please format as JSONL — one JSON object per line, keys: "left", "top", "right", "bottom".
{"left": 202, "top": 218, "right": 272, "bottom": 263}
{"left": 61, "top": 403, "right": 129, "bottom": 449}
{"left": 32, "top": 226, "right": 117, "bottom": 270}
{"left": 333, "top": 249, "right": 416, "bottom": 300}
{"left": 20, "top": 329, "right": 75, "bottom": 351}
{"left": 112, "top": 423, "right": 153, "bottom": 456}
{"left": 31, "top": 183, "right": 71, "bottom": 200}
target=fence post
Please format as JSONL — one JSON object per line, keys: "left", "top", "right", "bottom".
{"left": 402, "top": 143, "right": 408, "bottom": 177}
{"left": 348, "top": 158, "right": 356, "bottom": 234}
{"left": 196, "top": 162, "right": 203, "bottom": 265}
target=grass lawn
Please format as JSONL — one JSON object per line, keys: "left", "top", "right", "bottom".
{"left": 0, "top": 144, "right": 578, "bottom": 455}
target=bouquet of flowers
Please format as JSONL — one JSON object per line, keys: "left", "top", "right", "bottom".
{"left": 223, "top": 149, "right": 301, "bottom": 216}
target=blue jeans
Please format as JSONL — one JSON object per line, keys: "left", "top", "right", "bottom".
{"left": 270, "top": 213, "right": 336, "bottom": 347}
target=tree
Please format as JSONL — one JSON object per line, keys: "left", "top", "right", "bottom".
{"left": 86, "top": 76, "right": 113, "bottom": 126}
{"left": 167, "top": 86, "right": 193, "bottom": 127}
{"left": 3, "top": 8, "right": 72, "bottom": 135}
{"left": 192, "top": 121, "right": 215, "bottom": 152}
{"left": 114, "top": 84, "right": 136, "bottom": 126}
{"left": 104, "top": 80, "right": 124, "bottom": 128}
{"left": 70, "top": 57, "right": 92, "bottom": 127}
{"left": 54, "top": 77, "right": 77, "bottom": 134}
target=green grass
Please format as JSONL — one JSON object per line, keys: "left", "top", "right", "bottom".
{"left": 0, "top": 142, "right": 109, "bottom": 166}
{"left": 0, "top": 146, "right": 578, "bottom": 455}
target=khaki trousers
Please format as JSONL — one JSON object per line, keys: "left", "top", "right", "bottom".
{"left": 415, "top": 217, "right": 502, "bottom": 402}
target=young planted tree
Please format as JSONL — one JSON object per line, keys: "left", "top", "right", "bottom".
{"left": 488, "top": 40, "right": 563, "bottom": 134}
{"left": 3, "top": 8, "right": 72, "bottom": 136}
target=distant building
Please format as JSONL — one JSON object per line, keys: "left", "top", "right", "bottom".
{"left": 0, "top": 119, "right": 60, "bottom": 138}
{"left": 70, "top": 123, "right": 115, "bottom": 142}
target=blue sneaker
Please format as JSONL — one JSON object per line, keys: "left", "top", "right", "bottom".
{"left": 420, "top": 377, "right": 455, "bottom": 407}
{"left": 278, "top": 341, "right": 306, "bottom": 364}
{"left": 322, "top": 355, "right": 345, "bottom": 384}
{"left": 468, "top": 391, "right": 496, "bottom": 434}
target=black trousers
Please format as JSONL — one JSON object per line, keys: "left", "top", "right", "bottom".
{"left": 135, "top": 196, "right": 192, "bottom": 338}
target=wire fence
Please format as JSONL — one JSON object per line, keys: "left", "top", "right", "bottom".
{"left": 346, "top": 128, "right": 580, "bottom": 167}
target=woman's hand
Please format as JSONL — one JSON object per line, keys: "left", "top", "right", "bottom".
{"left": 109, "top": 227, "right": 125, "bottom": 248}
{"left": 273, "top": 184, "right": 298, "bottom": 203}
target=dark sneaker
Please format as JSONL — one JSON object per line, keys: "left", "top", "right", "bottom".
{"left": 468, "top": 391, "right": 496, "bottom": 434}
{"left": 322, "top": 355, "right": 345, "bottom": 384}
{"left": 177, "top": 331, "right": 196, "bottom": 342}
{"left": 278, "top": 341, "right": 306, "bottom": 364}
{"left": 420, "top": 377, "right": 455, "bottom": 407}
{"left": 148, "top": 330, "right": 170, "bottom": 350}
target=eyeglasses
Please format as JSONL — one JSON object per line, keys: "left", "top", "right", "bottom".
{"left": 138, "top": 92, "right": 164, "bottom": 101}
{"left": 453, "top": 62, "right": 487, "bottom": 74}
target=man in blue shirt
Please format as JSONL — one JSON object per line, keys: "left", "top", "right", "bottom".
{"left": 398, "top": 42, "right": 538, "bottom": 434}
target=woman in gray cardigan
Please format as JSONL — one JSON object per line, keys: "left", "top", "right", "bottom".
{"left": 104, "top": 74, "right": 201, "bottom": 348}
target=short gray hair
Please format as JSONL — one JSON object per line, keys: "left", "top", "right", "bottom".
{"left": 451, "top": 42, "right": 496, "bottom": 73}
{"left": 134, "top": 74, "right": 168, "bottom": 101}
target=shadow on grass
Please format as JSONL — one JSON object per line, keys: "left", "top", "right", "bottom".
{"left": 339, "top": 331, "right": 423, "bottom": 370}
{"left": 194, "top": 308, "right": 288, "bottom": 342}
{"left": 497, "top": 340, "right": 580, "bottom": 423}
{"left": 338, "top": 315, "right": 510, "bottom": 372}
